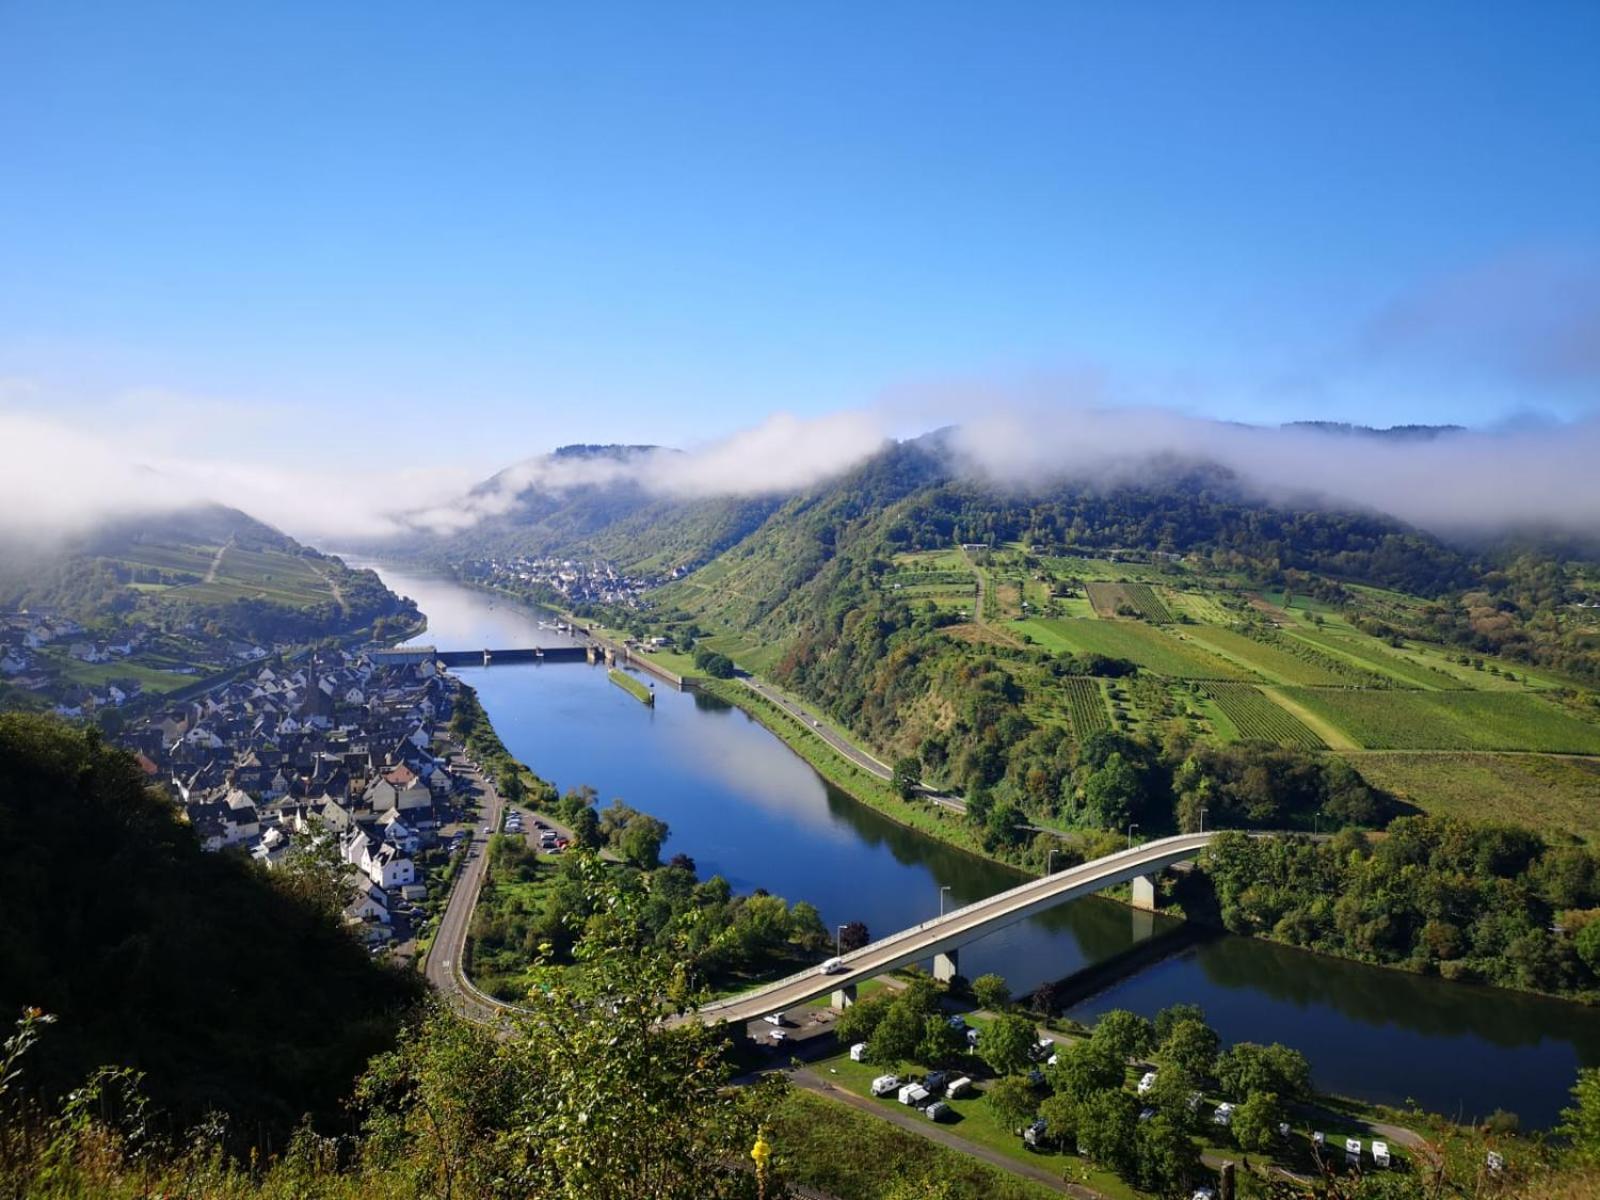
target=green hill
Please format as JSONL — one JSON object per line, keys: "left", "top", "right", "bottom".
{"left": 0, "top": 713, "right": 423, "bottom": 1131}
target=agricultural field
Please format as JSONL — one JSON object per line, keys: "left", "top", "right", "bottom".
{"left": 1201, "top": 682, "right": 1325, "bottom": 749}
{"left": 1083, "top": 580, "right": 1172, "bottom": 622}
{"left": 1347, "top": 752, "right": 1600, "bottom": 843}
{"left": 696, "top": 631, "right": 784, "bottom": 675}
{"left": 1059, "top": 676, "right": 1111, "bottom": 738}
{"left": 1281, "top": 625, "right": 1469, "bottom": 690}
{"left": 1282, "top": 688, "right": 1600, "bottom": 754}
{"left": 1040, "top": 554, "right": 1187, "bottom": 583}
{"left": 1181, "top": 626, "right": 1363, "bottom": 686}
{"left": 1162, "top": 588, "right": 1238, "bottom": 625}
{"left": 1026, "top": 618, "right": 1251, "bottom": 679}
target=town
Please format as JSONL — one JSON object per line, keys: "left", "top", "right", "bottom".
{"left": 115, "top": 646, "right": 478, "bottom": 956}
{"left": 457, "top": 554, "right": 671, "bottom": 608}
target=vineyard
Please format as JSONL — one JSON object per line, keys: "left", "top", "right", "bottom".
{"left": 1084, "top": 580, "right": 1174, "bottom": 622}
{"left": 1032, "top": 618, "right": 1250, "bottom": 679}
{"left": 1281, "top": 688, "right": 1600, "bottom": 753}
{"left": 1203, "top": 682, "right": 1326, "bottom": 748}
{"left": 1183, "top": 626, "right": 1365, "bottom": 686}
{"left": 1060, "top": 676, "right": 1111, "bottom": 738}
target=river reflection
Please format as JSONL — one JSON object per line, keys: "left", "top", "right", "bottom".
{"left": 371, "top": 562, "right": 1600, "bottom": 1127}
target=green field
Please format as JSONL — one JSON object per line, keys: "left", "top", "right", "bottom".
{"left": 1202, "top": 682, "right": 1325, "bottom": 748}
{"left": 1282, "top": 626, "right": 1469, "bottom": 690}
{"left": 1283, "top": 688, "right": 1600, "bottom": 753}
{"left": 1041, "top": 555, "right": 1183, "bottom": 583}
{"left": 1181, "top": 626, "right": 1358, "bottom": 686}
{"left": 1027, "top": 619, "right": 1250, "bottom": 678}
{"left": 1348, "top": 752, "right": 1600, "bottom": 842}
{"left": 608, "top": 668, "right": 655, "bottom": 704}
{"left": 1083, "top": 580, "right": 1172, "bottom": 622}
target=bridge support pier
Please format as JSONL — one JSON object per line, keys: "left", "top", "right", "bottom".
{"left": 830, "top": 985, "right": 857, "bottom": 1010}
{"left": 1131, "top": 873, "right": 1158, "bottom": 912}
{"left": 933, "top": 949, "right": 960, "bottom": 983}
{"left": 586, "top": 645, "right": 598, "bottom": 664}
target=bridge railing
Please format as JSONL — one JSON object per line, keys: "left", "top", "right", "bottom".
{"left": 699, "top": 831, "right": 1215, "bottom": 1016}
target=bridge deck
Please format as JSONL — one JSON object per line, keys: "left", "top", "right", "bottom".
{"left": 697, "top": 832, "right": 1214, "bottom": 1026}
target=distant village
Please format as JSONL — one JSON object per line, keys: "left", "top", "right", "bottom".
{"left": 117, "top": 646, "right": 472, "bottom": 952}
{"left": 460, "top": 555, "right": 675, "bottom": 608}
{"left": 1, "top": 609, "right": 277, "bottom": 714}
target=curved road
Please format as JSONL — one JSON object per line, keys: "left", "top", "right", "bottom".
{"left": 422, "top": 748, "right": 507, "bottom": 1021}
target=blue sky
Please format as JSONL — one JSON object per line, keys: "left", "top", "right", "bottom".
{"left": 2, "top": 1, "right": 1598, "bottom": 470}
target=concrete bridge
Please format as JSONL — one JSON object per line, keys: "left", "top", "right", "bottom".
{"left": 433, "top": 646, "right": 591, "bottom": 667}
{"left": 697, "top": 832, "right": 1214, "bottom": 1027}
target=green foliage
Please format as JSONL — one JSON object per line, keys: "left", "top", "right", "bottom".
{"left": 1088, "top": 1008, "right": 1156, "bottom": 1061}
{"left": 1560, "top": 1068, "right": 1600, "bottom": 1165}
{"left": 0, "top": 714, "right": 421, "bottom": 1137}
{"left": 692, "top": 647, "right": 735, "bottom": 678}
{"left": 1074, "top": 1087, "right": 1138, "bottom": 1175}
{"left": 1160, "top": 1019, "right": 1220, "bottom": 1084}
{"left": 1049, "top": 1038, "right": 1124, "bottom": 1101}
{"left": 981, "top": 1013, "right": 1039, "bottom": 1076}
{"left": 1230, "top": 1090, "right": 1285, "bottom": 1154}
{"left": 1215, "top": 1042, "right": 1312, "bottom": 1103}
{"left": 1202, "top": 820, "right": 1600, "bottom": 995}
{"left": 983, "top": 1074, "right": 1039, "bottom": 1134}
{"left": 917, "top": 1014, "right": 967, "bottom": 1066}
{"left": 971, "top": 972, "right": 1011, "bottom": 1012}
{"left": 1133, "top": 1113, "right": 1204, "bottom": 1198}
{"left": 892, "top": 754, "right": 923, "bottom": 799}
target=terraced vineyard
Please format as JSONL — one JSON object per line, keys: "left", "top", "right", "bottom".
{"left": 1202, "top": 682, "right": 1325, "bottom": 748}
{"left": 1282, "top": 626, "right": 1465, "bottom": 690}
{"left": 1183, "top": 626, "right": 1369, "bottom": 686}
{"left": 1060, "top": 676, "right": 1111, "bottom": 737}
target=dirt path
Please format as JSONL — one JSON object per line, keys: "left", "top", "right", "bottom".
{"left": 203, "top": 535, "right": 234, "bottom": 584}
{"left": 1263, "top": 686, "right": 1360, "bottom": 750}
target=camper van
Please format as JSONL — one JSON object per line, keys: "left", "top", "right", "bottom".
{"left": 870, "top": 1074, "right": 901, "bottom": 1097}
{"left": 819, "top": 957, "right": 846, "bottom": 975}
{"left": 946, "top": 1076, "right": 973, "bottom": 1100}
{"left": 1372, "top": 1141, "right": 1391, "bottom": 1168}
{"left": 897, "top": 1082, "right": 931, "bottom": 1108}
{"left": 849, "top": 1042, "right": 867, "bottom": 1062}
{"left": 1137, "top": 1071, "right": 1158, "bottom": 1095}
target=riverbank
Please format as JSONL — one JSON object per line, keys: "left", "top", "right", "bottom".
{"left": 695, "top": 676, "right": 1012, "bottom": 868}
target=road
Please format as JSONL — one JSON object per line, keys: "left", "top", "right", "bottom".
{"left": 422, "top": 748, "right": 507, "bottom": 1020}
{"left": 698, "top": 833, "right": 1214, "bottom": 1027}
{"left": 738, "top": 676, "right": 969, "bottom": 815}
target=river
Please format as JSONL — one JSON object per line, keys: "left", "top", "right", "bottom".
{"left": 375, "top": 564, "right": 1600, "bottom": 1127}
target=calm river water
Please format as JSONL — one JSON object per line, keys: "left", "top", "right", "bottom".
{"left": 376, "top": 564, "right": 1600, "bottom": 1127}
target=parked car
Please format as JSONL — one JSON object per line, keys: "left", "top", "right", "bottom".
{"left": 762, "top": 1013, "right": 785, "bottom": 1026}
{"left": 1213, "top": 1103, "right": 1235, "bottom": 1127}
{"left": 1137, "top": 1070, "right": 1158, "bottom": 1095}
{"left": 1023, "top": 1118, "right": 1050, "bottom": 1150}
{"left": 870, "top": 1075, "right": 901, "bottom": 1097}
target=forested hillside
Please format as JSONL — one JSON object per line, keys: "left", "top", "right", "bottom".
{"left": 0, "top": 714, "right": 422, "bottom": 1133}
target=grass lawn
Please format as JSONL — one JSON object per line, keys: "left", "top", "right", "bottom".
{"left": 42, "top": 650, "right": 199, "bottom": 696}
{"left": 1347, "top": 751, "right": 1600, "bottom": 842}
{"left": 807, "top": 1050, "right": 1141, "bottom": 1200}
{"left": 769, "top": 1089, "right": 1063, "bottom": 1200}
{"left": 608, "top": 668, "right": 654, "bottom": 704}
{"left": 1029, "top": 619, "right": 1252, "bottom": 680}
{"left": 1282, "top": 689, "right": 1600, "bottom": 753}
{"left": 697, "top": 631, "right": 785, "bottom": 675}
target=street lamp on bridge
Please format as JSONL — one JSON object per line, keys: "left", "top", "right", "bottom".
{"left": 939, "top": 885, "right": 952, "bottom": 917}
{"left": 1127, "top": 822, "right": 1139, "bottom": 849}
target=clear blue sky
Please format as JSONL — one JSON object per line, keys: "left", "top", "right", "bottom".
{"left": 2, "top": 1, "right": 1597, "bottom": 463}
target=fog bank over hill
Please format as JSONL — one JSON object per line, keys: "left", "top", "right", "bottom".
{"left": 5, "top": 401, "right": 1600, "bottom": 549}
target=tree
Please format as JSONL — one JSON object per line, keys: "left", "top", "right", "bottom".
{"left": 1215, "top": 1042, "right": 1311, "bottom": 1104}
{"left": 1154, "top": 1003, "right": 1206, "bottom": 1044}
{"left": 982, "top": 1013, "right": 1039, "bottom": 1077}
{"left": 1037, "top": 1091, "right": 1080, "bottom": 1148}
{"left": 1134, "top": 1113, "right": 1203, "bottom": 1198}
{"left": 834, "top": 993, "right": 892, "bottom": 1046}
{"left": 1032, "top": 979, "right": 1063, "bottom": 1018}
{"left": 972, "top": 972, "right": 1011, "bottom": 1012}
{"left": 1090, "top": 1009, "right": 1156, "bottom": 1062}
{"left": 1577, "top": 922, "right": 1600, "bottom": 977}
{"left": 1146, "top": 1066, "right": 1206, "bottom": 1137}
{"left": 1161, "top": 1019, "right": 1220, "bottom": 1083}
{"left": 893, "top": 754, "right": 923, "bottom": 800}
{"left": 838, "top": 921, "right": 870, "bottom": 952}
{"left": 866, "top": 1000, "right": 922, "bottom": 1067}
{"left": 1230, "top": 1090, "right": 1285, "bottom": 1154}
{"left": 1051, "top": 1038, "right": 1124, "bottom": 1100}
{"left": 985, "top": 1074, "right": 1039, "bottom": 1134}
{"left": 570, "top": 806, "right": 602, "bottom": 850}
{"left": 1075, "top": 1088, "right": 1138, "bottom": 1175}
{"left": 619, "top": 814, "right": 668, "bottom": 869}
{"left": 1559, "top": 1067, "right": 1600, "bottom": 1164}
{"left": 692, "top": 649, "right": 734, "bottom": 678}
{"left": 917, "top": 1014, "right": 966, "bottom": 1066}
